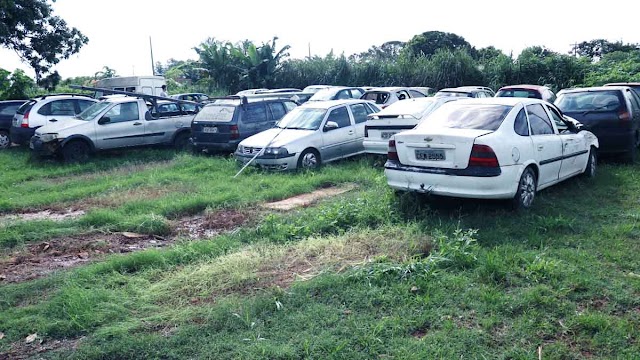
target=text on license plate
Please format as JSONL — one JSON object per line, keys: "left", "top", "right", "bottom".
{"left": 203, "top": 126, "right": 218, "bottom": 133}
{"left": 381, "top": 131, "right": 396, "bottom": 140}
{"left": 415, "top": 149, "right": 445, "bottom": 161}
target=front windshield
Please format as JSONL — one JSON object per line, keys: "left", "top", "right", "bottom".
{"left": 309, "top": 88, "right": 337, "bottom": 101}
{"left": 76, "top": 102, "right": 111, "bottom": 121}
{"left": 277, "top": 107, "right": 327, "bottom": 130}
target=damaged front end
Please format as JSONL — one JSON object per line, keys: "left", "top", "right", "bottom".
{"left": 30, "top": 134, "right": 61, "bottom": 157}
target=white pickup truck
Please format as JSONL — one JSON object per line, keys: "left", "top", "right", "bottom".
{"left": 30, "top": 96, "right": 197, "bottom": 162}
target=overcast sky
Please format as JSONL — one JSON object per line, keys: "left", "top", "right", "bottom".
{"left": 2, "top": 0, "right": 640, "bottom": 80}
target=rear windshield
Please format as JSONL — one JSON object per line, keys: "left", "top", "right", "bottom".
{"left": 362, "top": 92, "right": 390, "bottom": 104}
{"left": 555, "top": 90, "right": 623, "bottom": 113}
{"left": 496, "top": 89, "right": 541, "bottom": 99}
{"left": 435, "top": 91, "right": 472, "bottom": 98}
{"left": 17, "top": 100, "right": 36, "bottom": 115}
{"left": 417, "top": 104, "right": 512, "bottom": 131}
{"left": 195, "top": 105, "right": 237, "bottom": 122}
{"left": 375, "top": 99, "right": 438, "bottom": 119}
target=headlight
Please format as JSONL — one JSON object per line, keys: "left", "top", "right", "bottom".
{"left": 264, "top": 147, "right": 289, "bottom": 156}
{"left": 40, "top": 133, "right": 58, "bottom": 142}
{"left": 237, "top": 144, "right": 244, "bottom": 153}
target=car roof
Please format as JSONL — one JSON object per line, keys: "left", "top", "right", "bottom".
{"left": 449, "top": 97, "right": 545, "bottom": 106}
{"left": 605, "top": 82, "right": 640, "bottom": 86}
{"left": 558, "top": 86, "right": 630, "bottom": 94}
{"left": 438, "top": 88, "right": 474, "bottom": 93}
{"left": 33, "top": 94, "right": 95, "bottom": 101}
{"left": 364, "top": 87, "right": 407, "bottom": 92}
{"left": 498, "top": 84, "right": 549, "bottom": 91}
{"left": 300, "top": 99, "right": 373, "bottom": 109}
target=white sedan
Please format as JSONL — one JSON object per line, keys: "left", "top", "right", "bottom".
{"left": 385, "top": 98, "right": 599, "bottom": 209}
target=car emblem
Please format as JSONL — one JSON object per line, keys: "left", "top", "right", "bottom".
{"left": 424, "top": 137, "right": 433, "bottom": 142}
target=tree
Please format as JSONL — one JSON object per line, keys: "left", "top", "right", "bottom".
{"left": 0, "top": 0, "right": 88, "bottom": 83}
{"left": 403, "top": 31, "right": 475, "bottom": 58}
{"left": 353, "top": 40, "right": 405, "bottom": 61}
{"left": 94, "top": 66, "right": 117, "bottom": 80}
{"left": 0, "top": 68, "right": 36, "bottom": 100}
{"left": 571, "top": 39, "right": 639, "bottom": 61}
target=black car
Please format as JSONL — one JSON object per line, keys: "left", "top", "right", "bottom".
{"left": 190, "top": 96, "right": 297, "bottom": 153}
{"left": 0, "top": 100, "right": 27, "bottom": 149}
{"left": 555, "top": 86, "right": 640, "bottom": 162}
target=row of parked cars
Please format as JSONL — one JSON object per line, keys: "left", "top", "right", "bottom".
{"left": 1, "top": 82, "right": 639, "bottom": 209}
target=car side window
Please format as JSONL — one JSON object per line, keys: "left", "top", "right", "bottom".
{"left": 349, "top": 103, "right": 368, "bottom": 124}
{"left": 327, "top": 106, "right": 351, "bottom": 128}
{"left": 364, "top": 103, "right": 378, "bottom": 114}
{"left": 243, "top": 104, "right": 267, "bottom": 123}
{"left": 527, "top": 104, "right": 554, "bottom": 135}
{"left": 0, "top": 104, "right": 21, "bottom": 115}
{"left": 336, "top": 90, "right": 351, "bottom": 100}
{"left": 396, "top": 90, "right": 409, "bottom": 100}
{"left": 283, "top": 101, "right": 297, "bottom": 112}
{"left": 626, "top": 90, "right": 640, "bottom": 113}
{"left": 49, "top": 100, "right": 77, "bottom": 116}
{"left": 350, "top": 89, "right": 364, "bottom": 98}
{"left": 268, "top": 102, "right": 286, "bottom": 120}
{"left": 77, "top": 100, "right": 95, "bottom": 113}
{"left": 545, "top": 105, "right": 567, "bottom": 131}
{"left": 105, "top": 102, "right": 140, "bottom": 123}
{"left": 514, "top": 108, "right": 529, "bottom": 136}
{"left": 409, "top": 90, "right": 425, "bottom": 98}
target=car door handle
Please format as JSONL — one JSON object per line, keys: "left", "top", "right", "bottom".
{"left": 537, "top": 145, "right": 544, "bottom": 151}
{"left": 348, "top": 130, "right": 354, "bottom": 135}
{"left": 133, "top": 122, "right": 142, "bottom": 126}
{"left": 49, "top": 119, "right": 58, "bottom": 122}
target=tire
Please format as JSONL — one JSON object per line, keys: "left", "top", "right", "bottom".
{"left": 582, "top": 147, "right": 597, "bottom": 178}
{"left": 62, "top": 140, "right": 90, "bottom": 163}
{"left": 173, "top": 132, "right": 190, "bottom": 151}
{"left": 297, "top": 149, "right": 321, "bottom": 170}
{"left": 512, "top": 167, "right": 536, "bottom": 210}
{"left": 0, "top": 131, "right": 10, "bottom": 149}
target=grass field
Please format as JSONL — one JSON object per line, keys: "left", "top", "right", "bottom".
{"left": 1, "top": 147, "right": 639, "bottom": 359}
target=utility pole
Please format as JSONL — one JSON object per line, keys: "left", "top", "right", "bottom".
{"left": 308, "top": 42, "right": 311, "bottom": 59}
{"left": 150, "top": 36, "right": 156, "bottom": 75}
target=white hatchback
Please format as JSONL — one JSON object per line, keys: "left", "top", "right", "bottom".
{"left": 385, "top": 98, "right": 599, "bottom": 209}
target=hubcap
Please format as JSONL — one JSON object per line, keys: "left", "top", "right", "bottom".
{"left": 301, "top": 153, "right": 317, "bottom": 168}
{"left": 520, "top": 172, "right": 535, "bottom": 207}
{"left": 0, "top": 134, "right": 9, "bottom": 149}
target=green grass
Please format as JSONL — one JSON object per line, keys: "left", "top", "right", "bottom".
{"left": 1, "top": 147, "right": 640, "bottom": 359}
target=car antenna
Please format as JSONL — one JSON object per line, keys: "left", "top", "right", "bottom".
{"left": 233, "top": 125, "right": 288, "bottom": 178}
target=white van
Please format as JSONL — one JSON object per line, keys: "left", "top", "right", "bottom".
{"left": 95, "top": 76, "right": 167, "bottom": 97}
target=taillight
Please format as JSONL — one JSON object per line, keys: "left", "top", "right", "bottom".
{"left": 469, "top": 144, "right": 499, "bottom": 167}
{"left": 388, "top": 139, "right": 399, "bottom": 161}
{"left": 21, "top": 111, "right": 30, "bottom": 128}
{"left": 230, "top": 125, "right": 239, "bottom": 140}
{"left": 619, "top": 110, "right": 631, "bottom": 121}
{"left": 364, "top": 125, "right": 369, "bottom": 137}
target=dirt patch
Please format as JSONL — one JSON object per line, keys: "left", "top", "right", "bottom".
{"left": 47, "top": 160, "right": 175, "bottom": 185}
{"left": 262, "top": 183, "right": 357, "bottom": 211}
{"left": 0, "top": 336, "right": 82, "bottom": 360}
{"left": 173, "top": 209, "right": 255, "bottom": 239}
{"left": 0, "top": 209, "right": 85, "bottom": 224}
{"left": 0, "top": 232, "right": 168, "bottom": 284}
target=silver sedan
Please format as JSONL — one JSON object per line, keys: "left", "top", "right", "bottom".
{"left": 235, "top": 99, "right": 381, "bottom": 170}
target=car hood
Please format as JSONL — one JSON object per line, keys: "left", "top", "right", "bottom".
{"left": 35, "top": 119, "right": 88, "bottom": 134}
{"left": 241, "top": 128, "right": 315, "bottom": 148}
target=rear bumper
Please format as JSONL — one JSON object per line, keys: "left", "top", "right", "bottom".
{"left": 191, "top": 138, "right": 239, "bottom": 153}
{"left": 363, "top": 139, "right": 388, "bottom": 155}
{"left": 385, "top": 160, "right": 520, "bottom": 199}
{"left": 10, "top": 126, "right": 35, "bottom": 145}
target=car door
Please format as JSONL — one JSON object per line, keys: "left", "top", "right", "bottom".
{"left": 43, "top": 99, "right": 77, "bottom": 125}
{"left": 546, "top": 104, "right": 587, "bottom": 178}
{"left": 95, "top": 102, "right": 145, "bottom": 149}
{"left": 348, "top": 103, "right": 369, "bottom": 153}
{"left": 267, "top": 102, "right": 286, "bottom": 128}
{"left": 241, "top": 103, "right": 268, "bottom": 138}
{"left": 320, "top": 106, "right": 354, "bottom": 161}
{"left": 146, "top": 103, "right": 184, "bottom": 145}
{"left": 527, "top": 103, "right": 562, "bottom": 186}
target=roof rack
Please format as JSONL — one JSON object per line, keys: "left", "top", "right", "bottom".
{"left": 69, "top": 85, "right": 200, "bottom": 106}
{"left": 204, "top": 92, "right": 315, "bottom": 106}
{"left": 39, "top": 93, "right": 94, "bottom": 100}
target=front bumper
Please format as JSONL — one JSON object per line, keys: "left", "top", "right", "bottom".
{"left": 10, "top": 126, "right": 35, "bottom": 146}
{"left": 234, "top": 152, "right": 298, "bottom": 171}
{"left": 29, "top": 135, "right": 60, "bottom": 156}
{"left": 384, "top": 160, "right": 521, "bottom": 199}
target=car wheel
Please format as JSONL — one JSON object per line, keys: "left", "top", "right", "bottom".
{"left": 173, "top": 132, "right": 190, "bottom": 151}
{"left": 62, "top": 140, "right": 90, "bottom": 163}
{"left": 583, "top": 147, "right": 597, "bottom": 178}
{"left": 512, "top": 167, "right": 536, "bottom": 210}
{"left": 0, "top": 131, "right": 10, "bottom": 149}
{"left": 297, "top": 149, "right": 321, "bottom": 170}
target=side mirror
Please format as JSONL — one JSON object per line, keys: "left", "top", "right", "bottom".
{"left": 323, "top": 121, "right": 339, "bottom": 132}
{"left": 98, "top": 116, "right": 111, "bottom": 125}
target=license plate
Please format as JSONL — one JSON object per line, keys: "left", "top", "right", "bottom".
{"left": 381, "top": 131, "right": 396, "bottom": 140}
{"left": 203, "top": 126, "right": 218, "bottom": 133}
{"left": 415, "top": 149, "right": 445, "bottom": 161}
